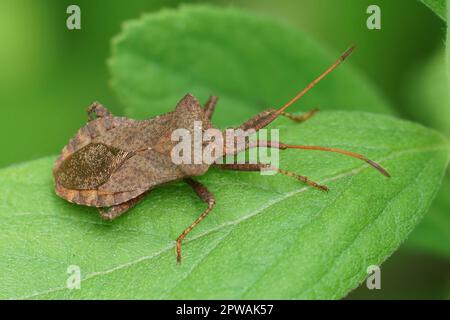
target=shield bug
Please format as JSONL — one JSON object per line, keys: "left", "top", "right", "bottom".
{"left": 53, "top": 45, "right": 390, "bottom": 263}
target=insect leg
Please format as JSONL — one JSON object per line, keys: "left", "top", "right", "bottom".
{"left": 204, "top": 95, "right": 218, "bottom": 120}
{"left": 237, "top": 108, "right": 319, "bottom": 131}
{"left": 87, "top": 102, "right": 113, "bottom": 121}
{"left": 176, "top": 178, "right": 216, "bottom": 263}
{"left": 280, "top": 109, "right": 319, "bottom": 123}
{"left": 214, "top": 163, "right": 328, "bottom": 191}
{"left": 98, "top": 193, "right": 147, "bottom": 221}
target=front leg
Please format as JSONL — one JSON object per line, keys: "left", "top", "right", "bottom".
{"left": 87, "top": 102, "right": 113, "bottom": 121}
{"left": 280, "top": 109, "right": 319, "bottom": 123}
{"left": 238, "top": 108, "right": 319, "bottom": 131}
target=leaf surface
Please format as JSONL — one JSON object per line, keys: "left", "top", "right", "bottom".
{"left": 0, "top": 111, "right": 448, "bottom": 299}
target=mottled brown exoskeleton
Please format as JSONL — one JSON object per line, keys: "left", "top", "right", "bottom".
{"left": 53, "top": 46, "right": 390, "bottom": 263}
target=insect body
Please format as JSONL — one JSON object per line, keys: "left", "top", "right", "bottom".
{"left": 53, "top": 46, "right": 390, "bottom": 263}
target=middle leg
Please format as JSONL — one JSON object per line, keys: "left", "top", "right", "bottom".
{"left": 214, "top": 163, "right": 328, "bottom": 191}
{"left": 176, "top": 178, "right": 216, "bottom": 263}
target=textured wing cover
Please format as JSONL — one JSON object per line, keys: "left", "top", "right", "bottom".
{"left": 54, "top": 143, "right": 130, "bottom": 190}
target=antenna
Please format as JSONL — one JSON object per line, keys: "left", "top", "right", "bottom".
{"left": 276, "top": 45, "right": 356, "bottom": 115}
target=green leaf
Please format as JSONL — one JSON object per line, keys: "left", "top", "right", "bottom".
{"left": 448, "top": 3, "right": 450, "bottom": 98}
{"left": 109, "top": 5, "right": 393, "bottom": 127}
{"left": 419, "top": 0, "right": 447, "bottom": 21}
{"left": 403, "top": 49, "right": 450, "bottom": 258}
{"left": 407, "top": 178, "right": 450, "bottom": 257}
{"left": 405, "top": 49, "right": 450, "bottom": 138}
{"left": 1, "top": 111, "right": 448, "bottom": 299}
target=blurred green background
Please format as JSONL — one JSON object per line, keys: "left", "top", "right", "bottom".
{"left": 1, "top": 0, "right": 448, "bottom": 299}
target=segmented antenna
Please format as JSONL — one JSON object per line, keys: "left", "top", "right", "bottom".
{"left": 276, "top": 45, "right": 356, "bottom": 115}
{"left": 274, "top": 45, "right": 391, "bottom": 177}
{"left": 283, "top": 144, "right": 390, "bottom": 177}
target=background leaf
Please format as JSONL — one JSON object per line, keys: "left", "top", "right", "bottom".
{"left": 419, "top": 0, "right": 447, "bottom": 21}
{"left": 0, "top": 111, "right": 448, "bottom": 299}
{"left": 402, "top": 49, "right": 450, "bottom": 258}
{"left": 109, "top": 5, "right": 393, "bottom": 128}
{"left": 404, "top": 50, "right": 449, "bottom": 138}
{"left": 407, "top": 179, "right": 450, "bottom": 258}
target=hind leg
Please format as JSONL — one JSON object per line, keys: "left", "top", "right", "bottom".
{"left": 98, "top": 193, "right": 147, "bottom": 221}
{"left": 176, "top": 178, "right": 216, "bottom": 263}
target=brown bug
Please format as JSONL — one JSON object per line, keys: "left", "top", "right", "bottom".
{"left": 53, "top": 46, "right": 390, "bottom": 263}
